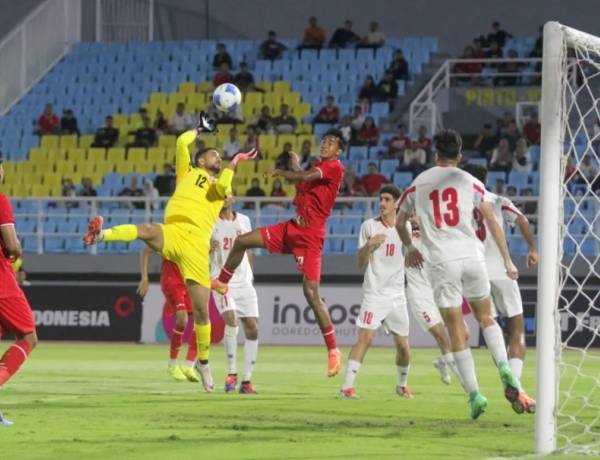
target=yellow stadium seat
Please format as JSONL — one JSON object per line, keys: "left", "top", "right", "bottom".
{"left": 147, "top": 147, "right": 167, "bottom": 164}
{"left": 59, "top": 135, "right": 78, "bottom": 149}
{"left": 273, "top": 81, "right": 291, "bottom": 94}
{"left": 197, "top": 81, "right": 213, "bottom": 93}
{"left": 264, "top": 92, "right": 283, "bottom": 108}
{"left": 47, "top": 148, "right": 67, "bottom": 161}
{"left": 258, "top": 134, "right": 277, "bottom": 158}
{"left": 149, "top": 92, "right": 168, "bottom": 106}
{"left": 256, "top": 160, "right": 275, "bottom": 176}
{"left": 127, "top": 147, "right": 147, "bottom": 163}
{"left": 236, "top": 161, "right": 256, "bottom": 178}
{"left": 107, "top": 147, "right": 126, "bottom": 164}
{"left": 67, "top": 148, "right": 86, "bottom": 163}
{"left": 77, "top": 162, "right": 96, "bottom": 176}
{"left": 179, "top": 82, "right": 196, "bottom": 94}
{"left": 43, "top": 173, "right": 62, "bottom": 187}
{"left": 28, "top": 148, "right": 45, "bottom": 162}
{"left": 159, "top": 135, "right": 176, "bottom": 148}
{"left": 114, "top": 159, "right": 135, "bottom": 174}
{"left": 283, "top": 184, "right": 296, "bottom": 197}
{"left": 168, "top": 93, "right": 186, "bottom": 106}
{"left": 134, "top": 160, "right": 154, "bottom": 174}
{"left": 276, "top": 134, "right": 297, "bottom": 150}
{"left": 70, "top": 171, "right": 83, "bottom": 185}
{"left": 294, "top": 103, "right": 311, "bottom": 120}
{"left": 255, "top": 81, "right": 272, "bottom": 92}
{"left": 79, "top": 134, "right": 94, "bottom": 149}
{"left": 54, "top": 161, "right": 75, "bottom": 176}
{"left": 87, "top": 147, "right": 107, "bottom": 161}
{"left": 232, "top": 175, "right": 247, "bottom": 189}
{"left": 129, "top": 113, "right": 142, "bottom": 127}
{"left": 297, "top": 124, "right": 312, "bottom": 135}
{"left": 186, "top": 93, "right": 206, "bottom": 112}
{"left": 112, "top": 113, "right": 129, "bottom": 126}
{"left": 41, "top": 135, "right": 59, "bottom": 149}
{"left": 244, "top": 92, "right": 264, "bottom": 108}
{"left": 283, "top": 92, "right": 301, "bottom": 107}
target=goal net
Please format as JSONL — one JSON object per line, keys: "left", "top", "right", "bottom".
{"left": 537, "top": 22, "right": 600, "bottom": 455}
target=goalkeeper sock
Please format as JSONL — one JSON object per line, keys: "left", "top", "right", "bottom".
{"left": 396, "top": 365, "right": 410, "bottom": 387}
{"left": 224, "top": 325, "right": 238, "bottom": 375}
{"left": 453, "top": 348, "right": 479, "bottom": 394}
{"left": 482, "top": 324, "right": 509, "bottom": 367}
{"left": 243, "top": 339, "right": 258, "bottom": 382}
{"left": 509, "top": 358, "right": 524, "bottom": 381}
{"left": 195, "top": 323, "right": 211, "bottom": 363}
{"left": 102, "top": 224, "right": 138, "bottom": 242}
{"left": 342, "top": 359, "right": 361, "bottom": 390}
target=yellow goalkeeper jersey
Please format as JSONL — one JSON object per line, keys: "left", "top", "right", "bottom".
{"left": 164, "top": 130, "right": 233, "bottom": 234}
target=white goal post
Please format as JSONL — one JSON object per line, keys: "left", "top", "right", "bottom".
{"left": 537, "top": 21, "right": 600, "bottom": 455}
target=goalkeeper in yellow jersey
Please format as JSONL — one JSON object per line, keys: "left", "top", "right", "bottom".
{"left": 83, "top": 113, "right": 257, "bottom": 392}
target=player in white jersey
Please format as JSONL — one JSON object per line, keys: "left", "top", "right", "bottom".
{"left": 463, "top": 163, "right": 538, "bottom": 398}
{"left": 210, "top": 198, "right": 259, "bottom": 394}
{"left": 396, "top": 129, "right": 534, "bottom": 419}
{"left": 339, "top": 185, "right": 413, "bottom": 399}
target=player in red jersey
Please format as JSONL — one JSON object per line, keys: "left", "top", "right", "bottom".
{"left": 0, "top": 159, "right": 38, "bottom": 426}
{"left": 138, "top": 250, "right": 199, "bottom": 382}
{"left": 212, "top": 129, "right": 346, "bottom": 377}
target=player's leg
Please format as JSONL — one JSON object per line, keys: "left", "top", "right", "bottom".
{"left": 507, "top": 314, "right": 526, "bottom": 379}
{"left": 239, "top": 316, "right": 259, "bottom": 394}
{"left": 214, "top": 229, "right": 266, "bottom": 292}
{"left": 186, "top": 280, "right": 214, "bottom": 392}
{"left": 392, "top": 334, "right": 413, "bottom": 398}
{"left": 165, "top": 308, "right": 189, "bottom": 381}
{"left": 340, "top": 327, "right": 377, "bottom": 398}
{"left": 84, "top": 217, "right": 165, "bottom": 251}
{"left": 221, "top": 308, "right": 239, "bottom": 392}
{"left": 178, "top": 290, "right": 199, "bottom": 382}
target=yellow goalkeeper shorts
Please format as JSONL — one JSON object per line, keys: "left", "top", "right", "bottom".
{"left": 159, "top": 222, "right": 211, "bottom": 288}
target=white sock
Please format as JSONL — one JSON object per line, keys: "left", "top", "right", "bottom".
{"left": 342, "top": 359, "right": 361, "bottom": 390}
{"left": 441, "top": 352, "right": 466, "bottom": 391}
{"left": 482, "top": 323, "right": 509, "bottom": 367}
{"left": 168, "top": 359, "right": 177, "bottom": 367}
{"left": 396, "top": 365, "right": 410, "bottom": 387}
{"left": 224, "top": 325, "right": 238, "bottom": 375}
{"left": 186, "top": 360, "right": 195, "bottom": 368}
{"left": 243, "top": 339, "right": 258, "bottom": 382}
{"left": 509, "top": 357, "right": 524, "bottom": 381}
{"left": 453, "top": 349, "right": 479, "bottom": 394}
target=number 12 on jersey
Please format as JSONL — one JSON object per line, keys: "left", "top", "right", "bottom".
{"left": 429, "top": 188, "right": 459, "bottom": 229}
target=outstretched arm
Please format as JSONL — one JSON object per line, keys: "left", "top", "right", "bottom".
{"left": 515, "top": 214, "right": 538, "bottom": 267}
{"left": 215, "top": 149, "right": 258, "bottom": 198}
{"left": 175, "top": 130, "right": 197, "bottom": 181}
{"left": 266, "top": 167, "right": 322, "bottom": 183}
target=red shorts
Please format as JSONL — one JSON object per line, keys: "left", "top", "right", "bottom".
{"left": 0, "top": 296, "right": 36, "bottom": 335}
{"left": 161, "top": 277, "right": 192, "bottom": 317}
{"left": 260, "top": 219, "right": 324, "bottom": 281}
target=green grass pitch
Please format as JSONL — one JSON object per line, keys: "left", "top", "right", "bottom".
{"left": 0, "top": 343, "right": 595, "bottom": 459}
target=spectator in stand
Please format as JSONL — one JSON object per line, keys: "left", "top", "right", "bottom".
{"left": 212, "top": 43, "right": 233, "bottom": 70}
{"left": 386, "top": 124, "right": 411, "bottom": 158}
{"left": 358, "top": 75, "right": 379, "bottom": 101}
{"left": 340, "top": 167, "right": 366, "bottom": 197}
{"left": 512, "top": 138, "right": 532, "bottom": 172}
{"left": 376, "top": 71, "right": 399, "bottom": 102}
{"left": 250, "top": 105, "right": 274, "bottom": 134}
{"left": 338, "top": 115, "right": 355, "bottom": 146}
{"left": 454, "top": 46, "right": 482, "bottom": 83}
{"left": 270, "top": 179, "right": 287, "bottom": 201}
{"left": 505, "top": 185, "right": 518, "bottom": 197}
{"left": 260, "top": 30, "right": 287, "bottom": 60}
{"left": 564, "top": 155, "right": 577, "bottom": 183}
{"left": 497, "top": 111, "right": 513, "bottom": 137}
{"left": 134, "top": 108, "right": 149, "bottom": 129}
{"left": 143, "top": 178, "right": 160, "bottom": 210}
{"left": 37, "top": 103, "right": 60, "bottom": 135}
{"left": 490, "top": 138, "right": 514, "bottom": 173}
{"left": 521, "top": 187, "right": 537, "bottom": 219}
{"left": 78, "top": 177, "right": 97, "bottom": 197}
{"left": 119, "top": 176, "right": 144, "bottom": 210}
{"left": 350, "top": 105, "right": 366, "bottom": 130}
{"left": 417, "top": 125, "right": 433, "bottom": 155}
{"left": 276, "top": 142, "right": 294, "bottom": 170}
{"left": 127, "top": 116, "right": 157, "bottom": 149}
{"left": 234, "top": 62, "right": 257, "bottom": 93}
{"left": 91, "top": 116, "right": 119, "bottom": 148}
{"left": 298, "top": 140, "right": 315, "bottom": 168}
{"left": 361, "top": 162, "right": 388, "bottom": 196}
{"left": 244, "top": 126, "right": 261, "bottom": 156}
{"left": 487, "top": 21, "right": 513, "bottom": 48}
{"left": 474, "top": 123, "right": 498, "bottom": 159}
{"left": 486, "top": 40, "right": 503, "bottom": 69}
{"left": 60, "top": 109, "right": 80, "bottom": 135}
{"left": 273, "top": 104, "right": 297, "bottom": 134}
{"left": 328, "top": 19, "right": 360, "bottom": 49}
{"left": 313, "top": 95, "right": 340, "bottom": 124}
{"left": 503, "top": 120, "right": 521, "bottom": 151}
{"left": 213, "top": 62, "right": 234, "bottom": 87}
{"left": 498, "top": 49, "right": 521, "bottom": 86}
{"left": 494, "top": 178, "right": 506, "bottom": 195}
{"left": 472, "top": 38, "right": 486, "bottom": 59}
{"left": 359, "top": 21, "right": 385, "bottom": 49}
{"left": 356, "top": 116, "right": 379, "bottom": 146}
{"left": 580, "top": 155, "right": 598, "bottom": 183}
{"left": 300, "top": 16, "right": 326, "bottom": 50}
{"left": 61, "top": 178, "right": 78, "bottom": 209}
{"left": 401, "top": 138, "right": 427, "bottom": 174}
{"left": 523, "top": 114, "right": 541, "bottom": 145}
{"left": 223, "top": 127, "right": 241, "bottom": 159}
{"left": 169, "top": 102, "right": 194, "bottom": 136}
{"left": 154, "top": 109, "right": 169, "bottom": 135}
{"left": 245, "top": 177, "right": 266, "bottom": 209}
{"left": 212, "top": 103, "right": 244, "bottom": 125}
{"left": 154, "top": 163, "right": 176, "bottom": 197}
{"left": 530, "top": 26, "right": 543, "bottom": 58}
{"left": 387, "top": 50, "right": 409, "bottom": 81}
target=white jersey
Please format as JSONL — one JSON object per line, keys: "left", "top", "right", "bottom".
{"left": 479, "top": 191, "right": 522, "bottom": 280}
{"left": 358, "top": 217, "right": 405, "bottom": 298}
{"left": 210, "top": 212, "right": 253, "bottom": 288}
{"left": 399, "top": 166, "right": 487, "bottom": 266}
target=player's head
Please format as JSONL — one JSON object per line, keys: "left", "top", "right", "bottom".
{"left": 379, "top": 184, "right": 401, "bottom": 216}
{"left": 194, "top": 147, "right": 222, "bottom": 175}
{"left": 462, "top": 162, "right": 488, "bottom": 185}
{"left": 434, "top": 129, "right": 463, "bottom": 163}
{"left": 320, "top": 129, "right": 346, "bottom": 159}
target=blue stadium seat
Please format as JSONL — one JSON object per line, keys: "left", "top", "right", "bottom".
{"left": 487, "top": 171, "right": 507, "bottom": 187}
{"left": 343, "top": 238, "right": 359, "bottom": 254}
{"left": 393, "top": 172, "right": 413, "bottom": 189}
{"left": 44, "top": 236, "right": 65, "bottom": 253}
{"left": 65, "top": 238, "right": 86, "bottom": 253}
{"left": 508, "top": 171, "right": 530, "bottom": 189}
{"left": 380, "top": 159, "right": 398, "bottom": 177}
{"left": 348, "top": 146, "right": 368, "bottom": 162}
{"left": 468, "top": 157, "right": 488, "bottom": 167}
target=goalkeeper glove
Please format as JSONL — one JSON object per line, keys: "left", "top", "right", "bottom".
{"left": 196, "top": 111, "right": 218, "bottom": 134}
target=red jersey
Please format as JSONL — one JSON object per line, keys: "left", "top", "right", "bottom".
{"left": 294, "top": 159, "right": 344, "bottom": 237}
{"left": 361, "top": 173, "right": 388, "bottom": 195}
{"left": 0, "top": 194, "right": 23, "bottom": 299}
{"left": 37, "top": 113, "right": 59, "bottom": 133}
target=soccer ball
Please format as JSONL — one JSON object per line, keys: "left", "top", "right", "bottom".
{"left": 212, "top": 83, "right": 242, "bottom": 113}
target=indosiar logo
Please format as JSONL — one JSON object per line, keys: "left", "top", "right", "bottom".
{"left": 271, "top": 296, "right": 361, "bottom": 326}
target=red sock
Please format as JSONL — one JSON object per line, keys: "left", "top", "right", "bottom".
{"left": 321, "top": 324, "right": 337, "bottom": 350}
{"left": 170, "top": 325, "right": 185, "bottom": 360}
{"left": 186, "top": 329, "right": 197, "bottom": 362}
{"left": 218, "top": 267, "right": 234, "bottom": 284}
{"left": 0, "top": 339, "right": 32, "bottom": 386}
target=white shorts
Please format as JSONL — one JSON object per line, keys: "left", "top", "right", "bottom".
{"left": 490, "top": 278, "right": 523, "bottom": 318}
{"left": 407, "top": 295, "right": 443, "bottom": 332}
{"left": 214, "top": 284, "right": 259, "bottom": 318}
{"left": 356, "top": 295, "right": 409, "bottom": 336}
{"left": 427, "top": 258, "right": 490, "bottom": 309}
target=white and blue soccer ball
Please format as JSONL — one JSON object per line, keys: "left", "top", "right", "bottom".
{"left": 212, "top": 83, "right": 242, "bottom": 113}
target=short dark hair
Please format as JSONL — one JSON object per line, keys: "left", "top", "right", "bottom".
{"left": 323, "top": 129, "right": 346, "bottom": 151}
{"left": 462, "top": 163, "right": 488, "bottom": 184}
{"left": 434, "top": 129, "right": 463, "bottom": 159}
{"left": 380, "top": 184, "right": 401, "bottom": 201}
{"left": 194, "top": 147, "right": 215, "bottom": 164}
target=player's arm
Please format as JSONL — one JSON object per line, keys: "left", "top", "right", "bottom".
{"left": 266, "top": 167, "right": 322, "bottom": 183}
{"left": 0, "top": 224, "right": 21, "bottom": 262}
{"left": 357, "top": 234, "right": 386, "bottom": 271}
{"left": 480, "top": 201, "right": 518, "bottom": 279}
{"left": 136, "top": 246, "right": 153, "bottom": 297}
{"left": 246, "top": 250, "right": 254, "bottom": 271}
{"left": 288, "top": 152, "right": 302, "bottom": 172}
{"left": 395, "top": 209, "right": 424, "bottom": 269}
{"left": 515, "top": 214, "right": 538, "bottom": 267}
{"left": 216, "top": 151, "right": 258, "bottom": 198}
{"left": 175, "top": 130, "right": 197, "bottom": 180}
